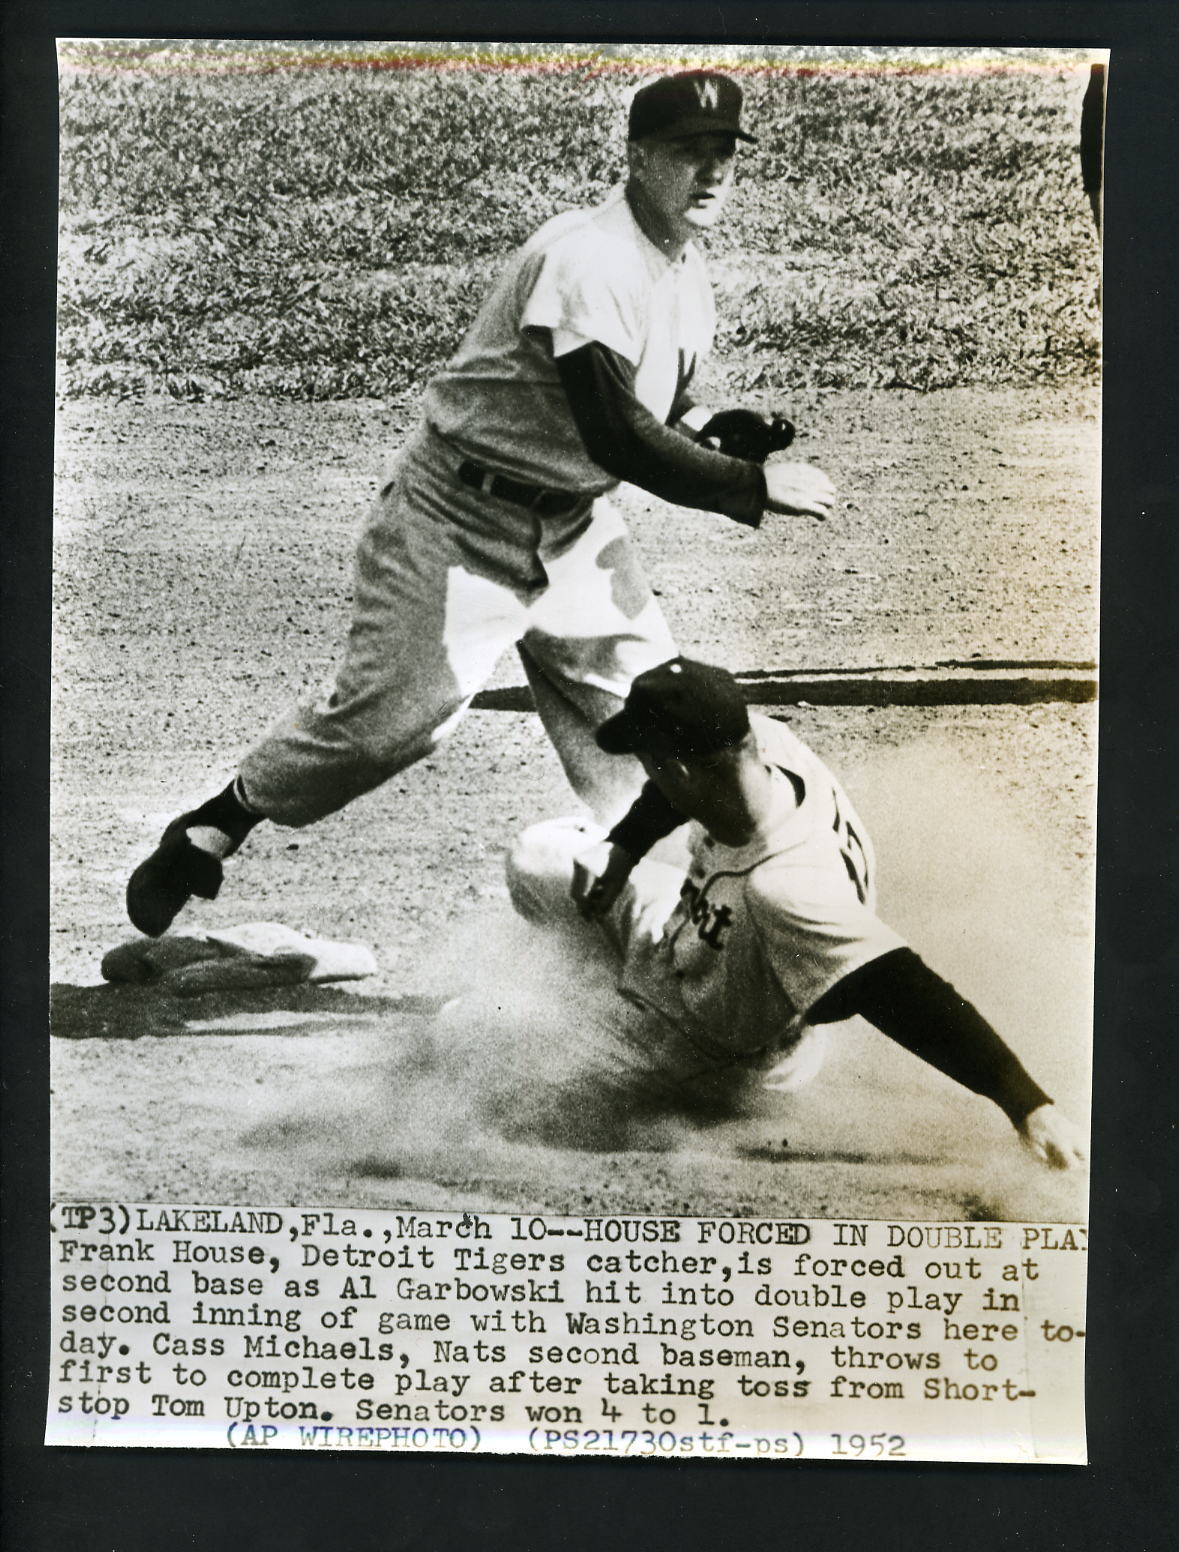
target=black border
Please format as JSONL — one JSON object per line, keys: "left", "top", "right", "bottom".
{"left": 5, "top": 5, "right": 1177, "bottom": 1549}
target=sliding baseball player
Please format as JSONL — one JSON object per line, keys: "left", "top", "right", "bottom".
{"left": 506, "top": 657, "right": 1088, "bottom": 1170}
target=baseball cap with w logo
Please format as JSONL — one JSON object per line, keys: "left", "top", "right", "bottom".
{"left": 627, "top": 70, "right": 757, "bottom": 144}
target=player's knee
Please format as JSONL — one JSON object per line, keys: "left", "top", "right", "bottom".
{"left": 349, "top": 699, "right": 467, "bottom": 774}
{"left": 504, "top": 829, "right": 553, "bottom": 923}
{"left": 505, "top": 816, "right": 597, "bottom": 924}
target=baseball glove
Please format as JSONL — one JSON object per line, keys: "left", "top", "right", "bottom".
{"left": 697, "top": 409, "right": 795, "bottom": 463}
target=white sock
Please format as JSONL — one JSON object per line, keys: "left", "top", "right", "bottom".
{"left": 186, "top": 825, "right": 234, "bottom": 859}
{"left": 232, "top": 775, "right": 263, "bottom": 817}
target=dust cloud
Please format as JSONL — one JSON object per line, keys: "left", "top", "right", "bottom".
{"left": 244, "top": 741, "right": 1090, "bottom": 1223}
{"left": 261, "top": 900, "right": 718, "bottom": 1181}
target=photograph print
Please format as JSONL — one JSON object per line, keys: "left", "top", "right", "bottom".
{"left": 50, "top": 40, "right": 1101, "bottom": 1225}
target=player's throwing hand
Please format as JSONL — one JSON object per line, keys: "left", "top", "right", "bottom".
{"left": 763, "top": 461, "right": 837, "bottom": 521}
{"left": 1016, "top": 1103, "right": 1089, "bottom": 1171}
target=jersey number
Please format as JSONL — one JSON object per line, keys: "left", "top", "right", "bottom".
{"left": 832, "top": 797, "right": 870, "bottom": 904}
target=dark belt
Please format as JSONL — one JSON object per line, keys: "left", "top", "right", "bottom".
{"left": 458, "top": 458, "right": 582, "bottom": 518}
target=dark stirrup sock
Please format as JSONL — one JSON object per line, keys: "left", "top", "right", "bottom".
{"left": 185, "top": 779, "right": 263, "bottom": 857}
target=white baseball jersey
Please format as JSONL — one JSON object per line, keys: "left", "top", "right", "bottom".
{"left": 617, "top": 714, "right": 906, "bottom": 1060}
{"left": 424, "top": 186, "right": 715, "bottom": 491}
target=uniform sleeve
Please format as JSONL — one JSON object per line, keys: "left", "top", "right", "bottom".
{"left": 808, "top": 947, "right": 1052, "bottom": 1125}
{"left": 556, "top": 340, "right": 766, "bottom": 525}
{"left": 519, "top": 241, "right": 646, "bottom": 365}
{"left": 607, "top": 781, "right": 687, "bottom": 859}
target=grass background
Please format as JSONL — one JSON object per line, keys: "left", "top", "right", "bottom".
{"left": 56, "top": 42, "right": 1101, "bottom": 402}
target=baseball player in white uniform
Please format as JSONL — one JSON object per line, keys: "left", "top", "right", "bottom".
{"left": 506, "top": 658, "right": 1088, "bottom": 1170}
{"left": 128, "top": 70, "right": 835, "bottom": 937}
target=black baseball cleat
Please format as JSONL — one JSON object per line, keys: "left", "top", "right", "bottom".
{"left": 126, "top": 815, "right": 225, "bottom": 937}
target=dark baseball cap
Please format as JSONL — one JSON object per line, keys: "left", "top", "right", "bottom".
{"left": 596, "top": 658, "right": 751, "bottom": 759}
{"left": 628, "top": 70, "right": 756, "bottom": 144}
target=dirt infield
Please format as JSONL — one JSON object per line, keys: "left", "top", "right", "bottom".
{"left": 50, "top": 385, "right": 1097, "bottom": 1222}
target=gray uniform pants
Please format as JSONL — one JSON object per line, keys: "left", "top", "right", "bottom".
{"left": 237, "top": 424, "right": 677, "bottom": 827}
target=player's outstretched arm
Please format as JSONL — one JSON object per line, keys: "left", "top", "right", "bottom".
{"left": 809, "top": 947, "right": 1086, "bottom": 1171}
{"left": 571, "top": 841, "right": 636, "bottom": 921}
{"left": 1016, "top": 1103, "right": 1089, "bottom": 1171}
